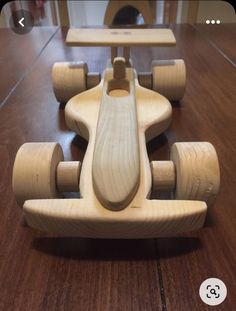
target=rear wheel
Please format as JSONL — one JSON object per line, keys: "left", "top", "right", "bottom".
{"left": 52, "top": 61, "right": 88, "bottom": 103}
{"left": 152, "top": 59, "right": 186, "bottom": 101}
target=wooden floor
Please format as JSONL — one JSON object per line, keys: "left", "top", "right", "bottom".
{"left": 0, "top": 24, "right": 235, "bottom": 310}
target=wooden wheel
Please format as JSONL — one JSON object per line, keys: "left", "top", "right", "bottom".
{"left": 12, "top": 143, "right": 64, "bottom": 206}
{"left": 152, "top": 59, "right": 186, "bottom": 101}
{"left": 170, "top": 142, "right": 220, "bottom": 205}
{"left": 52, "top": 61, "right": 88, "bottom": 103}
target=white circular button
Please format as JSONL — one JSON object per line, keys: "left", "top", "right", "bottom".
{"left": 211, "top": 20, "right": 216, "bottom": 24}
{"left": 216, "top": 20, "right": 221, "bottom": 24}
{"left": 206, "top": 20, "right": 210, "bottom": 24}
{"left": 199, "top": 278, "right": 227, "bottom": 306}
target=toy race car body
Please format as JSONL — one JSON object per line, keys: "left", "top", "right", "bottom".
{"left": 12, "top": 28, "right": 220, "bottom": 238}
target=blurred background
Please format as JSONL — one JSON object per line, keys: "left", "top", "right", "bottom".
{"left": 0, "top": 0, "right": 235, "bottom": 28}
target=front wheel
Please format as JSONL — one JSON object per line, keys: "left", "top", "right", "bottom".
{"left": 170, "top": 142, "right": 220, "bottom": 205}
{"left": 12, "top": 142, "right": 64, "bottom": 206}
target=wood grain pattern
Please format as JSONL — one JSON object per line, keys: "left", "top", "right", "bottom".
{"left": 66, "top": 28, "right": 176, "bottom": 47}
{"left": 0, "top": 27, "right": 58, "bottom": 106}
{"left": 57, "top": 161, "right": 80, "bottom": 192}
{"left": 152, "top": 59, "right": 186, "bottom": 101}
{"left": 0, "top": 24, "right": 236, "bottom": 310}
{"left": 138, "top": 59, "right": 186, "bottom": 100}
{"left": 92, "top": 66, "right": 140, "bottom": 210}
{"left": 151, "top": 161, "right": 176, "bottom": 191}
{"left": 12, "top": 143, "right": 63, "bottom": 206}
{"left": 194, "top": 23, "right": 236, "bottom": 65}
{"left": 0, "top": 27, "right": 164, "bottom": 311}
{"left": 171, "top": 142, "right": 220, "bottom": 205}
{"left": 154, "top": 24, "right": 236, "bottom": 311}
{"left": 22, "top": 60, "right": 208, "bottom": 238}
{"left": 52, "top": 61, "right": 87, "bottom": 103}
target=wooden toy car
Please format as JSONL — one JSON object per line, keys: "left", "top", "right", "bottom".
{"left": 12, "top": 28, "right": 220, "bottom": 238}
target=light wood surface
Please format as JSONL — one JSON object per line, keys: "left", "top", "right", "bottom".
{"left": 57, "top": 161, "right": 80, "bottom": 193}
{"left": 21, "top": 61, "right": 210, "bottom": 238}
{"left": 170, "top": 142, "right": 220, "bottom": 205}
{"left": 52, "top": 61, "right": 87, "bottom": 103}
{"left": 12, "top": 25, "right": 220, "bottom": 238}
{"left": 52, "top": 62, "right": 101, "bottom": 103}
{"left": 12, "top": 143, "right": 63, "bottom": 206}
{"left": 152, "top": 59, "right": 186, "bottom": 101}
{"left": 151, "top": 161, "right": 175, "bottom": 191}
{"left": 138, "top": 60, "right": 186, "bottom": 100}
{"left": 92, "top": 65, "right": 140, "bottom": 210}
{"left": 151, "top": 143, "right": 220, "bottom": 205}
{"left": 66, "top": 28, "right": 176, "bottom": 47}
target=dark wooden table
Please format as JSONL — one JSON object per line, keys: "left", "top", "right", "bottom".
{"left": 0, "top": 24, "right": 235, "bottom": 311}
